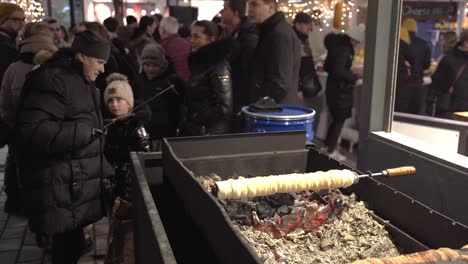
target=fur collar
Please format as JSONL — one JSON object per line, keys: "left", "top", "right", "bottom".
{"left": 189, "top": 38, "right": 234, "bottom": 71}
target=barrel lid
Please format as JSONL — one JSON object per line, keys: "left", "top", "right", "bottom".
{"left": 242, "top": 105, "right": 316, "bottom": 121}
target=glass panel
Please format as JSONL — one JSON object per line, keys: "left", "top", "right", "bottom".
{"left": 50, "top": 0, "right": 71, "bottom": 28}
{"left": 392, "top": 0, "right": 468, "bottom": 156}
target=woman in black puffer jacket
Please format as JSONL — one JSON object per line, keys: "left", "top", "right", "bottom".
{"left": 182, "top": 20, "right": 233, "bottom": 136}
{"left": 323, "top": 33, "right": 359, "bottom": 158}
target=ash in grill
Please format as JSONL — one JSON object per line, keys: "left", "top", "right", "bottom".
{"left": 198, "top": 175, "right": 400, "bottom": 264}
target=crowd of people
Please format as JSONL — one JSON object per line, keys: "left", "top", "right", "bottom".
{"left": 0, "top": 0, "right": 365, "bottom": 263}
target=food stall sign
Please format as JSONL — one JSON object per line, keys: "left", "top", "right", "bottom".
{"left": 402, "top": 2, "right": 457, "bottom": 21}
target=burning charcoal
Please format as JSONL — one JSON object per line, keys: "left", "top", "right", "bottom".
{"left": 252, "top": 211, "right": 262, "bottom": 225}
{"left": 319, "top": 237, "right": 335, "bottom": 251}
{"left": 277, "top": 205, "right": 290, "bottom": 216}
{"left": 255, "top": 200, "right": 276, "bottom": 219}
{"left": 197, "top": 175, "right": 400, "bottom": 264}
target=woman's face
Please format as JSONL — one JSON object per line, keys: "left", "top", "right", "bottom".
{"left": 107, "top": 97, "right": 130, "bottom": 118}
{"left": 147, "top": 20, "right": 157, "bottom": 35}
{"left": 190, "top": 25, "right": 215, "bottom": 51}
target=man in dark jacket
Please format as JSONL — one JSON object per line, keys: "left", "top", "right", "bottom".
{"left": 17, "top": 29, "right": 111, "bottom": 264}
{"left": 221, "top": 0, "right": 258, "bottom": 112}
{"left": 293, "top": 12, "right": 321, "bottom": 99}
{"left": 397, "top": 18, "right": 431, "bottom": 114}
{"left": 0, "top": 3, "right": 24, "bottom": 85}
{"left": 248, "top": 0, "right": 301, "bottom": 105}
{"left": 0, "top": 2, "right": 24, "bottom": 214}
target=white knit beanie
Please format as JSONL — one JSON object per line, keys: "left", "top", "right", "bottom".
{"left": 104, "top": 73, "right": 134, "bottom": 109}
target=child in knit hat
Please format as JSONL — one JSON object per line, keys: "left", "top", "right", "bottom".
{"left": 103, "top": 73, "right": 150, "bottom": 264}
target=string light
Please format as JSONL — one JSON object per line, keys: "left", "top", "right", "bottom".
{"left": 1, "top": 0, "right": 45, "bottom": 22}
{"left": 278, "top": 0, "right": 357, "bottom": 31}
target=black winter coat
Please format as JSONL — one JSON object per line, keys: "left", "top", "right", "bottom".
{"left": 324, "top": 33, "right": 357, "bottom": 114}
{"left": 184, "top": 39, "right": 234, "bottom": 136}
{"left": 428, "top": 46, "right": 468, "bottom": 113}
{"left": 104, "top": 116, "right": 150, "bottom": 201}
{"left": 230, "top": 17, "right": 258, "bottom": 112}
{"left": 134, "top": 68, "right": 184, "bottom": 140}
{"left": 295, "top": 27, "right": 321, "bottom": 98}
{"left": 17, "top": 49, "right": 111, "bottom": 235}
{"left": 0, "top": 29, "right": 19, "bottom": 89}
{"left": 251, "top": 12, "right": 301, "bottom": 105}
{"left": 407, "top": 33, "right": 431, "bottom": 86}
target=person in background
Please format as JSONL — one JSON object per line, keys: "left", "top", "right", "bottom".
{"left": 152, "top": 13, "right": 163, "bottom": 43}
{"left": 43, "top": 17, "right": 67, "bottom": 48}
{"left": 0, "top": 3, "right": 24, "bottom": 86}
{"left": 67, "top": 22, "right": 86, "bottom": 46}
{"left": 428, "top": 30, "right": 468, "bottom": 118}
{"left": 322, "top": 25, "right": 364, "bottom": 161}
{"left": 220, "top": 0, "right": 258, "bottom": 115}
{"left": 16, "top": 29, "right": 112, "bottom": 263}
{"left": 0, "top": 2, "right": 25, "bottom": 213}
{"left": 159, "top": 16, "right": 191, "bottom": 81}
{"left": 440, "top": 31, "right": 457, "bottom": 57}
{"left": 59, "top": 25, "right": 69, "bottom": 45}
{"left": 103, "top": 16, "right": 126, "bottom": 56}
{"left": 126, "top": 15, "right": 138, "bottom": 29}
{"left": 135, "top": 43, "right": 184, "bottom": 150}
{"left": 293, "top": 12, "right": 321, "bottom": 99}
{"left": 248, "top": 0, "right": 301, "bottom": 105}
{"left": 103, "top": 73, "right": 150, "bottom": 264}
{"left": 395, "top": 26, "right": 414, "bottom": 115}
{"left": 398, "top": 18, "right": 431, "bottom": 114}
{"left": 0, "top": 22, "right": 57, "bottom": 215}
{"left": 181, "top": 20, "right": 233, "bottom": 136}
{"left": 128, "top": 15, "right": 158, "bottom": 70}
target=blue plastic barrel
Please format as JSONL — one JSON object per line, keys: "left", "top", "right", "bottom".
{"left": 242, "top": 105, "right": 316, "bottom": 142}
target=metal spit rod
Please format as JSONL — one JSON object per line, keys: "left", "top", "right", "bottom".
{"left": 353, "top": 166, "right": 416, "bottom": 183}
{"left": 213, "top": 166, "right": 417, "bottom": 199}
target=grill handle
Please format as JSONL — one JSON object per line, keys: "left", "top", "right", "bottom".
{"left": 384, "top": 166, "right": 416, "bottom": 177}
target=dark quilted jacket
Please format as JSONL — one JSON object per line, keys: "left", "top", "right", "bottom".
{"left": 183, "top": 39, "right": 234, "bottom": 136}
{"left": 16, "top": 49, "right": 111, "bottom": 235}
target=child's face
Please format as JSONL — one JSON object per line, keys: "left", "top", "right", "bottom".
{"left": 107, "top": 97, "right": 130, "bottom": 118}
{"left": 143, "top": 62, "right": 162, "bottom": 80}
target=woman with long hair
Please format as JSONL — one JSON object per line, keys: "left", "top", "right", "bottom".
{"left": 181, "top": 20, "right": 233, "bottom": 135}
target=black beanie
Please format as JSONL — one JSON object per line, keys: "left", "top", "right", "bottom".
{"left": 71, "top": 30, "right": 110, "bottom": 61}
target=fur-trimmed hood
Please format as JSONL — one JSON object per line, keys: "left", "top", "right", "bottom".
{"left": 188, "top": 38, "right": 234, "bottom": 72}
{"left": 324, "top": 33, "right": 353, "bottom": 52}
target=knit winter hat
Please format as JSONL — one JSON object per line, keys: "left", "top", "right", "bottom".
{"left": 19, "top": 23, "right": 57, "bottom": 53}
{"left": 402, "top": 18, "right": 417, "bottom": 33}
{"left": 347, "top": 24, "right": 365, "bottom": 44}
{"left": 104, "top": 73, "right": 134, "bottom": 109}
{"left": 0, "top": 3, "right": 23, "bottom": 25}
{"left": 72, "top": 29, "right": 111, "bottom": 61}
{"left": 293, "top": 12, "right": 312, "bottom": 24}
{"left": 20, "top": 34, "right": 57, "bottom": 54}
{"left": 140, "top": 43, "right": 168, "bottom": 72}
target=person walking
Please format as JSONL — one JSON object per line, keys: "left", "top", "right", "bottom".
{"left": 322, "top": 25, "right": 364, "bottom": 161}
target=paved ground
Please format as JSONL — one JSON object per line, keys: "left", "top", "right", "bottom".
{"left": 0, "top": 147, "right": 108, "bottom": 264}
